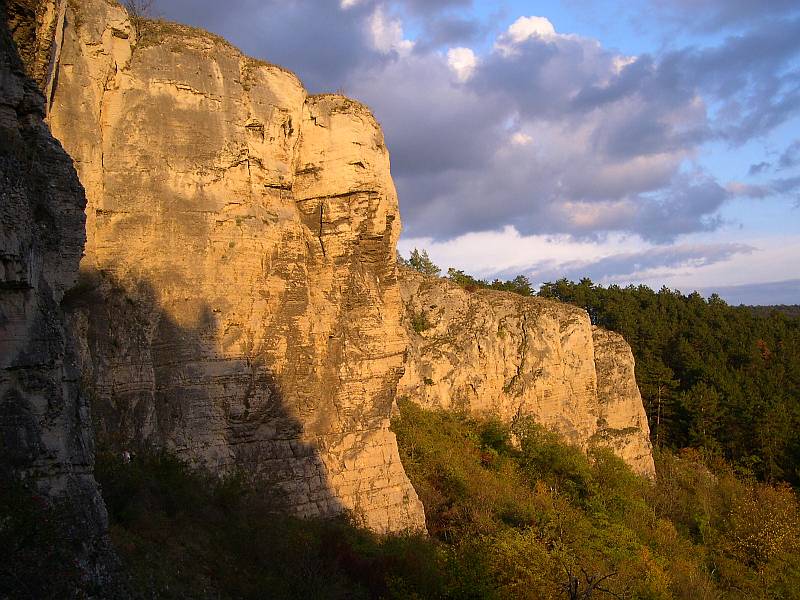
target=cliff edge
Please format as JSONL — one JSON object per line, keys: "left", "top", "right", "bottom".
{"left": 398, "top": 271, "right": 655, "bottom": 477}
{"left": 42, "top": 0, "right": 424, "bottom": 532}
{"left": 4, "top": 0, "right": 656, "bottom": 545}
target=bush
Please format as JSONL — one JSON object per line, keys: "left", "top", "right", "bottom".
{"left": 0, "top": 480, "right": 85, "bottom": 598}
{"left": 392, "top": 401, "right": 800, "bottom": 599}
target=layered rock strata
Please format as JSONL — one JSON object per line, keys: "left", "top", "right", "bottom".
{"left": 43, "top": 0, "right": 423, "bottom": 532}
{"left": 398, "top": 271, "right": 655, "bottom": 478}
{"left": 0, "top": 0, "right": 107, "bottom": 559}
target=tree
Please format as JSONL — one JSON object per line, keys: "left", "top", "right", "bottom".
{"left": 407, "top": 249, "right": 441, "bottom": 276}
{"left": 448, "top": 268, "right": 487, "bottom": 290}
{"left": 124, "top": 0, "right": 155, "bottom": 35}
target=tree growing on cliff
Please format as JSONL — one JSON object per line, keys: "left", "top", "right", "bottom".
{"left": 408, "top": 249, "right": 441, "bottom": 276}
{"left": 124, "top": 0, "right": 155, "bottom": 35}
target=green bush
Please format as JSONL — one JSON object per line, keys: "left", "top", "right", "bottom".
{"left": 392, "top": 400, "right": 800, "bottom": 599}
{"left": 82, "top": 405, "right": 800, "bottom": 599}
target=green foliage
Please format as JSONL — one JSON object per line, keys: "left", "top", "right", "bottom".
{"left": 447, "top": 268, "right": 489, "bottom": 291}
{"left": 407, "top": 248, "right": 441, "bottom": 276}
{"left": 392, "top": 400, "right": 800, "bottom": 599}
{"left": 490, "top": 275, "right": 534, "bottom": 296}
{"left": 411, "top": 311, "right": 432, "bottom": 333}
{"left": 446, "top": 269, "right": 534, "bottom": 296}
{"left": 52, "top": 406, "right": 800, "bottom": 598}
{"left": 538, "top": 278, "right": 800, "bottom": 485}
{"left": 94, "top": 448, "right": 450, "bottom": 599}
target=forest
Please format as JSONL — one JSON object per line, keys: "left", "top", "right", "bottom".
{"left": 537, "top": 278, "right": 800, "bottom": 485}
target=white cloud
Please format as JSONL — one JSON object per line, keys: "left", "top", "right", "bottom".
{"left": 495, "top": 16, "right": 558, "bottom": 56}
{"left": 399, "top": 226, "right": 644, "bottom": 277}
{"left": 398, "top": 225, "right": 779, "bottom": 294}
{"left": 612, "top": 54, "right": 636, "bottom": 73}
{"left": 447, "top": 47, "right": 477, "bottom": 82}
{"left": 510, "top": 132, "right": 533, "bottom": 146}
{"left": 339, "top": 0, "right": 364, "bottom": 8}
{"left": 368, "top": 6, "right": 414, "bottom": 55}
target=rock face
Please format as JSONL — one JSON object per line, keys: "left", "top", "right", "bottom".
{"left": 590, "top": 327, "right": 655, "bottom": 476}
{"left": 10, "top": 0, "right": 654, "bottom": 541}
{"left": 398, "top": 272, "right": 655, "bottom": 477}
{"left": 43, "top": 0, "right": 423, "bottom": 532}
{"left": 0, "top": 0, "right": 107, "bottom": 557}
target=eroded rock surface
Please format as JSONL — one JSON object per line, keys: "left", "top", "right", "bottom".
{"left": 399, "top": 271, "right": 656, "bottom": 477}
{"left": 590, "top": 326, "right": 655, "bottom": 477}
{"left": 44, "top": 0, "right": 423, "bottom": 532}
{"left": 0, "top": 0, "right": 107, "bottom": 562}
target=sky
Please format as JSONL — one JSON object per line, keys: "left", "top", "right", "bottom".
{"left": 152, "top": 0, "right": 800, "bottom": 305}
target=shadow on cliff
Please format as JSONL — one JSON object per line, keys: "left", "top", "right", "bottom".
{"left": 63, "top": 266, "right": 347, "bottom": 519}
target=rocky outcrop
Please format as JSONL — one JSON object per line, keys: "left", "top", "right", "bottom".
{"left": 0, "top": 0, "right": 107, "bottom": 564}
{"left": 590, "top": 327, "right": 655, "bottom": 477}
{"left": 42, "top": 0, "right": 423, "bottom": 532}
{"left": 398, "top": 272, "right": 655, "bottom": 477}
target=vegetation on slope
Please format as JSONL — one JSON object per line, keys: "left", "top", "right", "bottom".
{"left": 402, "top": 250, "right": 800, "bottom": 487}
{"left": 393, "top": 400, "right": 800, "bottom": 599}
{"left": 10, "top": 403, "right": 798, "bottom": 598}
{"left": 537, "top": 279, "right": 800, "bottom": 485}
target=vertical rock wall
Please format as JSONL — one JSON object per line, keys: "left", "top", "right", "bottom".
{"left": 0, "top": 0, "right": 107, "bottom": 559}
{"left": 399, "top": 271, "right": 656, "bottom": 478}
{"left": 9, "top": 0, "right": 656, "bottom": 543}
{"left": 44, "top": 0, "right": 423, "bottom": 532}
{"left": 590, "top": 327, "right": 655, "bottom": 476}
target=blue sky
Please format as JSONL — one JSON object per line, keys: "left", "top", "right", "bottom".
{"left": 155, "top": 0, "right": 800, "bottom": 304}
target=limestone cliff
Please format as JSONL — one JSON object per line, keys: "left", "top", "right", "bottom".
{"left": 42, "top": 0, "right": 423, "bottom": 532}
{"left": 7, "top": 0, "right": 656, "bottom": 543}
{"left": 398, "top": 271, "right": 655, "bottom": 478}
{"left": 0, "top": 0, "right": 107, "bottom": 562}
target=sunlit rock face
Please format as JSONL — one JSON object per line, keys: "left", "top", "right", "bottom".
{"left": 0, "top": 0, "right": 107, "bottom": 562}
{"left": 17, "top": 0, "right": 654, "bottom": 540}
{"left": 398, "top": 271, "right": 656, "bottom": 478}
{"left": 45, "top": 0, "right": 423, "bottom": 532}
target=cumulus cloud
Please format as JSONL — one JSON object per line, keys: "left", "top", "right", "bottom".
{"left": 446, "top": 46, "right": 477, "bottom": 81}
{"left": 368, "top": 5, "right": 414, "bottom": 55}
{"left": 416, "top": 15, "right": 483, "bottom": 49}
{"left": 494, "top": 16, "right": 561, "bottom": 56}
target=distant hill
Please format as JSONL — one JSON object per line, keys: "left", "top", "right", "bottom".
{"left": 748, "top": 305, "right": 800, "bottom": 319}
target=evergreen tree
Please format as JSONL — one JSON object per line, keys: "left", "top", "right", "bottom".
{"left": 407, "top": 249, "right": 441, "bottom": 276}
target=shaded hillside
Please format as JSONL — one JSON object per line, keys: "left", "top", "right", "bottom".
{"left": 29, "top": 404, "right": 798, "bottom": 599}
